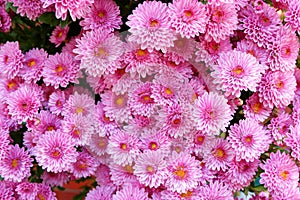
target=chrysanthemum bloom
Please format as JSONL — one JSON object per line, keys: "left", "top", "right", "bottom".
{"left": 202, "top": 138, "right": 233, "bottom": 171}
{"left": 0, "top": 182, "right": 14, "bottom": 200}
{"left": 112, "top": 184, "right": 150, "bottom": 200}
{"left": 268, "top": 112, "right": 293, "bottom": 144}
{"left": 7, "top": 84, "right": 43, "bottom": 123}
{"left": 128, "top": 82, "right": 156, "bottom": 117}
{"left": 191, "top": 130, "right": 215, "bottom": 157}
{"left": 101, "top": 90, "right": 132, "bottom": 123}
{"left": 236, "top": 39, "right": 268, "bottom": 65}
{"left": 228, "top": 118, "right": 272, "bottom": 162}
{"left": 71, "top": 150, "right": 98, "bottom": 179}
{"left": 15, "top": 182, "right": 37, "bottom": 200}
{"left": 9, "top": 0, "right": 45, "bottom": 20}
{"left": 266, "top": 26, "right": 299, "bottom": 72}
{"left": 193, "top": 92, "right": 232, "bottom": 135}
{"left": 285, "top": 123, "right": 300, "bottom": 161}
{"left": 271, "top": 185, "right": 300, "bottom": 200}
{"left": 41, "top": 171, "right": 69, "bottom": 187}
{"left": 48, "top": 90, "right": 66, "bottom": 116}
{"left": 134, "top": 150, "right": 168, "bottom": 188}
{"left": 95, "top": 164, "right": 113, "bottom": 186}
{"left": 212, "top": 50, "right": 265, "bottom": 97}
{"left": 41, "top": 0, "right": 94, "bottom": 21}
{"left": 169, "top": 136, "right": 193, "bottom": 154}
{"left": 49, "top": 25, "right": 69, "bottom": 47}
{"left": 80, "top": 0, "right": 122, "bottom": 31}
{"left": 243, "top": 92, "right": 272, "bottom": 122}
{"left": 62, "top": 92, "right": 94, "bottom": 118}
{"left": 158, "top": 102, "right": 194, "bottom": 138}
{"left": 126, "top": 1, "right": 176, "bottom": 53}
{"left": 239, "top": 3, "right": 281, "bottom": 48}
{"left": 34, "top": 183, "right": 57, "bottom": 200}
{"left": 29, "top": 110, "right": 61, "bottom": 134}
{"left": 165, "top": 152, "right": 201, "bottom": 193}
{"left": 204, "top": 2, "right": 238, "bottom": 42}
{"left": 0, "top": 41, "right": 24, "bottom": 79}
{"left": 107, "top": 130, "right": 140, "bottom": 166}
{"left": 168, "top": 0, "right": 208, "bottom": 38}
{"left": 197, "top": 181, "right": 233, "bottom": 200}
{"left": 0, "top": 129, "right": 10, "bottom": 160}
{"left": 151, "top": 83, "right": 178, "bottom": 106}
{"left": 160, "top": 188, "right": 200, "bottom": 200}
{"left": 0, "top": 144, "right": 33, "bottom": 182}
{"left": 73, "top": 28, "right": 124, "bottom": 77}
{"left": 0, "top": 7, "right": 11, "bottom": 32}
{"left": 86, "top": 185, "right": 116, "bottom": 200}
{"left": 257, "top": 70, "right": 296, "bottom": 108}
{"left": 34, "top": 130, "right": 78, "bottom": 173}
{"left": 285, "top": 0, "right": 300, "bottom": 34}
{"left": 222, "top": 158, "right": 259, "bottom": 191}
{"left": 42, "top": 52, "right": 80, "bottom": 89}
{"left": 140, "top": 131, "right": 171, "bottom": 156}
{"left": 19, "top": 48, "right": 47, "bottom": 83}
{"left": 0, "top": 76, "right": 24, "bottom": 96}
{"left": 260, "top": 151, "right": 299, "bottom": 195}
{"left": 109, "top": 162, "right": 140, "bottom": 186}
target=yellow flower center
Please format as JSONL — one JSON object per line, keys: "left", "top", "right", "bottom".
{"left": 214, "top": 148, "right": 225, "bottom": 158}
{"left": 55, "top": 64, "right": 64, "bottom": 73}
{"left": 280, "top": 170, "right": 289, "bottom": 181}
{"left": 28, "top": 60, "right": 36, "bottom": 67}
{"left": 47, "top": 126, "right": 55, "bottom": 131}
{"left": 115, "top": 96, "right": 124, "bottom": 106}
{"left": 164, "top": 88, "right": 173, "bottom": 95}
{"left": 180, "top": 190, "right": 193, "bottom": 198}
{"left": 124, "top": 164, "right": 134, "bottom": 173}
{"left": 11, "top": 159, "right": 18, "bottom": 168}
{"left": 98, "top": 11, "right": 105, "bottom": 18}
{"left": 251, "top": 102, "right": 262, "bottom": 113}
{"left": 147, "top": 166, "right": 154, "bottom": 173}
{"left": 76, "top": 107, "right": 83, "bottom": 114}
{"left": 275, "top": 80, "right": 284, "bottom": 89}
{"left": 52, "top": 150, "right": 61, "bottom": 158}
{"left": 232, "top": 65, "right": 244, "bottom": 75}
{"left": 173, "top": 166, "right": 186, "bottom": 179}
{"left": 37, "top": 194, "right": 46, "bottom": 200}
{"left": 184, "top": 10, "right": 193, "bottom": 18}
{"left": 136, "top": 49, "right": 147, "bottom": 57}
{"left": 150, "top": 142, "right": 157, "bottom": 150}
{"left": 121, "top": 143, "right": 127, "bottom": 150}
{"left": 150, "top": 19, "right": 159, "bottom": 27}
{"left": 7, "top": 81, "right": 16, "bottom": 89}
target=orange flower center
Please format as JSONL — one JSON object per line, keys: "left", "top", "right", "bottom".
{"left": 251, "top": 102, "right": 262, "bottom": 113}
{"left": 28, "top": 59, "right": 36, "bottom": 67}
{"left": 136, "top": 49, "right": 147, "bottom": 57}
{"left": 115, "top": 96, "right": 124, "bottom": 106}
{"left": 11, "top": 159, "right": 18, "bottom": 168}
{"left": 214, "top": 148, "right": 225, "bottom": 158}
{"left": 7, "top": 81, "right": 17, "bottom": 90}
{"left": 52, "top": 150, "right": 61, "bottom": 158}
{"left": 120, "top": 143, "right": 127, "bottom": 150}
{"left": 232, "top": 65, "right": 244, "bottom": 75}
{"left": 180, "top": 190, "right": 193, "bottom": 198}
{"left": 164, "top": 88, "right": 173, "bottom": 95}
{"left": 150, "top": 19, "right": 159, "bottom": 27}
{"left": 184, "top": 10, "right": 193, "bottom": 18}
{"left": 280, "top": 170, "right": 289, "bottom": 181}
{"left": 150, "top": 142, "right": 157, "bottom": 150}
{"left": 174, "top": 166, "right": 186, "bottom": 179}
{"left": 76, "top": 107, "right": 83, "bottom": 114}
{"left": 124, "top": 164, "right": 134, "bottom": 173}
{"left": 98, "top": 11, "right": 105, "bottom": 18}
{"left": 55, "top": 64, "right": 64, "bottom": 73}
{"left": 275, "top": 80, "right": 284, "bottom": 89}
{"left": 147, "top": 166, "right": 154, "bottom": 173}
{"left": 47, "top": 126, "right": 55, "bottom": 131}
{"left": 37, "top": 194, "right": 46, "bottom": 200}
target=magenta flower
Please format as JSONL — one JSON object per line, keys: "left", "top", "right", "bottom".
{"left": 112, "top": 184, "right": 150, "bottom": 200}
{"left": 140, "top": 131, "right": 171, "bottom": 156}
{"left": 42, "top": 52, "right": 80, "bottom": 89}
{"left": 165, "top": 152, "right": 202, "bottom": 193}
{"left": 34, "top": 183, "right": 57, "bottom": 200}
{"left": 126, "top": 1, "right": 177, "bottom": 53}
{"left": 9, "top": 0, "right": 45, "bottom": 20}
{"left": 80, "top": 0, "right": 122, "bottom": 31}
{"left": 71, "top": 150, "right": 98, "bottom": 179}
{"left": 48, "top": 90, "right": 67, "bottom": 116}
{"left": 109, "top": 162, "right": 139, "bottom": 186}
{"left": 285, "top": 123, "right": 300, "bottom": 161}
{"left": 0, "top": 144, "right": 33, "bottom": 182}
{"left": 49, "top": 25, "right": 69, "bottom": 47}
{"left": 0, "top": 7, "right": 11, "bottom": 32}
{"left": 236, "top": 39, "right": 267, "bottom": 65}
{"left": 168, "top": 0, "right": 208, "bottom": 38}
{"left": 15, "top": 182, "right": 37, "bottom": 200}
{"left": 193, "top": 92, "right": 232, "bottom": 135}
{"left": 134, "top": 150, "right": 168, "bottom": 188}
{"left": 268, "top": 112, "right": 293, "bottom": 144}
{"left": 212, "top": 50, "right": 265, "bottom": 97}
{"left": 228, "top": 118, "right": 272, "bottom": 162}
{"left": 0, "top": 41, "right": 24, "bottom": 79}
{"left": 285, "top": 0, "right": 300, "bottom": 34}
{"left": 198, "top": 181, "right": 233, "bottom": 200}
{"left": 41, "top": 171, "right": 69, "bottom": 187}
{"left": 86, "top": 185, "right": 116, "bottom": 200}
{"left": 34, "top": 130, "right": 78, "bottom": 173}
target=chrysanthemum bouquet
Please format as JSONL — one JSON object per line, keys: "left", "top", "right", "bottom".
{"left": 0, "top": 0, "right": 299, "bottom": 199}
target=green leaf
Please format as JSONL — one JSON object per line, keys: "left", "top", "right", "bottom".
{"left": 38, "top": 12, "right": 60, "bottom": 27}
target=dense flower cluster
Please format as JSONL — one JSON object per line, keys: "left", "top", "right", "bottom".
{"left": 0, "top": 0, "right": 300, "bottom": 199}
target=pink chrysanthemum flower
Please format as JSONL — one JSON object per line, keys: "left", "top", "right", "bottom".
{"left": 285, "top": 0, "right": 300, "bottom": 34}
{"left": 42, "top": 52, "right": 80, "bottom": 89}
{"left": 86, "top": 129, "right": 109, "bottom": 157}
{"left": 267, "top": 26, "right": 299, "bottom": 72}
{"left": 95, "top": 164, "right": 113, "bottom": 186}
{"left": 0, "top": 129, "right": 10, "bottom": 160}
{"left": 0, "top": 7, "right": 11, "bottom": 32}
{"left": 73, "top": 28, "right": 124, "bottom": 77}
{"left": 15, "top": 182, "right": 37, "bottom": 200}
{"left": 258, "top": 70, "right": 296, "bottom": 108}
{"left": 34, "top": 130, "right": 78, "bottom": 173}
{"left": 239, "top": 4, "right": 281, "bottom": 48}
{"left": 160, "top": 188, "right": 200, "bottom": 200}
{"left": 260, "top": 151, "right": 299, "bottom": 195}
{"left": 204, "top": 2, "right": 238, "bottom": 42}
{"left": 0, "top": 182, "right": 14, "bottom": 200}
{"left": 71, "top": 150, "right": 98, "bottom": 179}
{"left": 86, "top": 185, "right": 116, "bottom": 200}
{"left": 268, "top": 112, "right": 293, "bottom": 144}
{"left": 101, "top": 90, "right": 132, "bottom": 123}
{"left": 62, "top": 92, "right": 95, "bottom": 118}
{"left": 140, "top": 131, "right": 171, "bottom": 156}
{"left": 0, "top": 144, "right": 33, "bottom": 182}
{"left": 125, "top": 114, "right": 160, "bottom": 137}
{"left": 41, "top": 0, "right": 94, "bottom": 21}
{"left": 9, "top": 0, "right": 45, "bottom": 20}
{"left": 35, "top": 183, "right": 57, "bottom": 200}
{"left": 126, "top": 1, "right": 177, "bottom": 53}
{"left": 80, "top": 0, "right": 122, "bottom": 31}
{"left": 285, "top": 123, "right": 300, "bottom": 161}
{"left": 212, "top": 50, "right": 265, "bottom": 97}
{"left": 112, "top": 184, "right": 150, "bottom": 200}
{"left": 243, "top": 92, "right": 272, "bottom": 122}
{"left": 7, "top": 84, "right": 43, "bottom": 123}
{"left": 165, "top": 152, "right": 202, "bottom": 193}
{"left": 107, "top": 130, "right": 140, "bottom": 166}
{"left": 198, "top": 181, "right": 233, "bottom": 200}
{"left": 48, "top": 90, "right": 67, "bottom": 116}
{"left": 41, "top": 171, "right": 69, "bottom": 187}
{"left": 109, "top": 162, "right": 140, "bottom": 186}
{"left": 0, "top": 76, "right": 24, "bottom": 96}
{"left": 271, "top": 185, "right": 300, "bottom": 200}
{"left": 228, "top": 118, "right": 272, "bottom": 162}
{"left": 158, "top": 102, "right": 194, "bottom": 138}
{"left": 128, "top": 82, "right": 156, "bottom": 117}
{"left": 169, "top": 136, "right": 193, "bottom": 154}
{"left": 168, "top": 0, "right": 208, "bottom": 38}
{"left": 202, "top": 138, "right": 234, "bottom": 171}
{"left": 134, "top": 150, "right": 168, "bottom": 188}
{"left": 193, "top": 92, "right": 232, "bottom": 135}
{"left": 0, "top": 41, "right": 24, "bottom": 79}
{"left": 49, "top": 25, "right": 69, "bottom": 47}
{"left": 151, "top": 83, "right": 178, "bottom": 106}
{"left": 19, "top": 48, "right": 48, "bottom": 83}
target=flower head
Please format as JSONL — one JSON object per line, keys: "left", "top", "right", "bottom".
{"left": 49, "top": 25, "right": 69, "bottom": 47}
